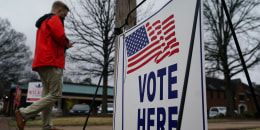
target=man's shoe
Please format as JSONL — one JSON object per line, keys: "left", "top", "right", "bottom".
{"left": 50, "top": 127, "right": 63, "bottom": 130}
{"left": 15, "top": 110, "right": 26, "bottom": 130}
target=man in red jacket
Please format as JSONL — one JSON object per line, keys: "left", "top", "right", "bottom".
{"left": 15, "top": 1, "right": 73, "bottom": 130}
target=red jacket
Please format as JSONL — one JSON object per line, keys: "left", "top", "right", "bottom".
{"left": 32, "top": 14, "right": 69, "bottom": 70}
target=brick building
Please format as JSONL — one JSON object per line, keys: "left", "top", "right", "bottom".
{"left": 206, "top": 77, "right": 260, "bottom": 114}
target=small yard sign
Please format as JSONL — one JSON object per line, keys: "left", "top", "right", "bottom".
{"left": 26, "top": 82, "right": 42, "bottom": 102}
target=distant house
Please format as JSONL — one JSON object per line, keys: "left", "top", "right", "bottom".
{"left": 206, "top": 77, "right": 260, "bottom": 114}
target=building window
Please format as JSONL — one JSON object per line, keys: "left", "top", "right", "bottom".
{"left": 217, "top": 91, "right": 221, "bottom": 99}
{"left": 210, "top": 91, "right": 214, "bottom": 99}
{"left": 239, "top": 94, "right": 245, "bottom": 101}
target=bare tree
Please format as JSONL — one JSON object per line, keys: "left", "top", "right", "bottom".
{"left": 65, "top": 0, "right": 115, "bottom": 114}
{"left": 204, "top": 0, "right": 260, "bottom": 116}
{"left": 0, "top": 18, "right": 32, "bottom": 96}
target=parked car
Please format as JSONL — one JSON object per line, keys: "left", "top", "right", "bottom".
{"left": 36, "top": 105, "right": 57, "bottom": 117}
{"left": 209, "top": 106, "right": 226, "bottom": 118}
{"left": 69, "top": 104, "right": 90, "bottom": 116}
{"left": 98, "top": 103, "right": 113, "bottom": 114}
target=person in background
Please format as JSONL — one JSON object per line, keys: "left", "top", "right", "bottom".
{"left": 15, "top": 1, "right": 73, "bottom": 130}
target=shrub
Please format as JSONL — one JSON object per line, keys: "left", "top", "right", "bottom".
{"left": 242, "top": 110, "right": 255, "bottom": 118}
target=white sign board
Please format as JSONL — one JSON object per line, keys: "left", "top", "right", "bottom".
{"left": 114, "top": 0, "right": 207, "bottom": 130}
{"left": 26, "top": 82, "right": 42, "bottom": 103}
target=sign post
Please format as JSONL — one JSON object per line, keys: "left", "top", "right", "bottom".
{"left": 114, "top": 0, "right": 207, "bottom": 129}
{"left": 13, "top": 86, "right": 22, "bottom": 110}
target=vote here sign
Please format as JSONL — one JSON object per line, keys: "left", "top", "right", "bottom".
{"left": 114, "top": 0, "right": 207, "bottom": 130}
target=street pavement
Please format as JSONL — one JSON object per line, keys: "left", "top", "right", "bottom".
{"left": 0, "top": 115, "right": 112, "bottom": 130}
{"left": 0, "top": 115, "right": 9, "bottom": 130}
{"left": 10, "top": 125, "right": 112, "bottom": 130}
{"left": 208, "top": 120, "right": 260, "bottom": 130}
{"left": 2, "top": 115, "right": 260, "bottom": 130}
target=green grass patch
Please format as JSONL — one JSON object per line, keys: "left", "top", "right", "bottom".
{"left": 9, "top": 116, "right": 113, "bottom": 127}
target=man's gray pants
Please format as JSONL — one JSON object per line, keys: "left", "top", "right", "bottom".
{"left": 19, "top": 66, "right": 63, "bottom": 130}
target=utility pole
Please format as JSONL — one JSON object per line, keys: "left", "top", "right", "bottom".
{"left": 115, "top": 0, "right": 136, "bottom": 30}
{"left": 114, "top": 0, "right": 136, "bottom": 84}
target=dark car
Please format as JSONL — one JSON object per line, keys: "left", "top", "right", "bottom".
{"left": 69, "top": 104, "right": 90, "bottom": 116}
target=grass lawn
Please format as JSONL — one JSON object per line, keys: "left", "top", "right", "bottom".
{"left": 9, "top": 116, "right": 113, "bottom": 127}
{"left": 10, "top": 117, "right": 260, "bottom": 130}
{"left": 208, "top": 119, "right": 246, "bottom": 123}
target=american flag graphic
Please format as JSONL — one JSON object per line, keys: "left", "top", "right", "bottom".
{"left": 125, "top": 14, "right": 180, "bottom": 74}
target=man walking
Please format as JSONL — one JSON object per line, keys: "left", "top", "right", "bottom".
{"left": 15, "top": 1, "right": 73, "bottom": 130}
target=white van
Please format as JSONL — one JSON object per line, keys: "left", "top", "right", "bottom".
{"left": 209, "top": 106, "right": 226, "bottom": 118}
{"left": 97, "top": 103, "right": 113, "bottom": 114}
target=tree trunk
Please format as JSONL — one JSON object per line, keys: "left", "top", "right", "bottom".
{"left": 102, "top": 27, "right": 109, "bottom": 114}
{"left": 102, "top": 69, "right": 108, "bottom": 114}
{"left": 221, "top": 44, "right": 235, "bottom": 117}
{"left": 224, "top": 73, "right": 235, "bottom": 117}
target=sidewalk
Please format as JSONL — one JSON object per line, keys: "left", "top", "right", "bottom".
{"left": 0, "top": 115, "right": 9, "bottom": 130}
{"left": 0, "top": 115, "right": 112, "bottom": 130}
{"left": 12, "top": 125, "right": 112, "bottom": 130}
{"left": 208, "top": 121, "right": 260, "bottom": 130}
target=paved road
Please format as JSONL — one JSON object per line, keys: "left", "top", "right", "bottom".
{"left": 13, "top": 125, "right": 112, "bottom": 130}
{"left": 0, "top": 115, "right": 9, "bottom": 130}
{"left": 0, "top": 115, "right": 112, "bottom": 130}
{"left": 208, "top": 121, "right": 260, "bottom": 130}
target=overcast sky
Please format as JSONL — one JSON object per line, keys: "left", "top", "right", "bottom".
{"left": 0, "top": 0, "right": 61, "bottom": 56}
{"left": 0, "top": 0, "right": 163, "bottom": 55}
{"left": 0, "top": 0, "right": 259, "bottom": 85}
